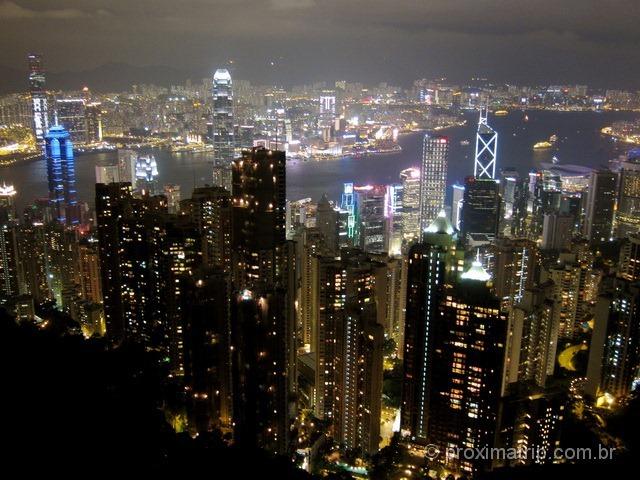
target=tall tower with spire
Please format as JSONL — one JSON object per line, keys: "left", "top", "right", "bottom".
{"left": 474, "top": 107, "right": 498, "bottom": 179}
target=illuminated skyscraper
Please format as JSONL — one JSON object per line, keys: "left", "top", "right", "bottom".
{"left": 55, "top": 98, "right": 86, "bottom": 144}
{"left": 425, "top": 260, "right": 507, "bottom": 476}
{"left": 212, "top": 69, "right": 234, "bottom": 185}
{"left": 28, "top": 54, "right": 48, "bottom": 145}
{"left": 474, "top": 107, "right": 498, "bottom": 179}
{"left": 134, "top": 155, "right": 159, "bottom": 196}
{"left": 461, "top": 176, "right": 501, "bottom": 241}
{"left": 586, "top": 277, "right": 640, "bottom": 400}
{"left": 230, "top": 147, "right": 294, "bottom": 453}
{"left": 313, "top": 249, "right": 384, "bottom": 454}
{"left": 401, "top": 212, "right": 463, "bottom": 441}
{"left": 400, "top": 167, "right": 421, "bottom": 244}
{"left": 419, "top": 134, "right": 448, "bottom": 231}
{"left": 615, "top": 149, "right": 640, "bottom": 237}
{"left": 583, "top": 170, "right": 617, "bottom": 244}
{"left": 44, "top": 125, "right": 78, "bottom": 225}
{"left": 0, "top": 184, "right": 20, "bottom": 303}
{"left": 355, "top": 184, "right": 387, "bottom": 254}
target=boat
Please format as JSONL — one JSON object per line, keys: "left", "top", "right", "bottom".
{"left": 533, "top": 134, "right": 558, "bottom": 150}
{"left": 460, "top": 140, "right": 470, "bottom": 146}
{"left": 524, "top": 114, "right": 529, "bottom": 122}
{"left": 494, "top": 110, "right": 508, "bottom": 116}
{"left": 533, "top": 141, "right": 553, "bottom": 150}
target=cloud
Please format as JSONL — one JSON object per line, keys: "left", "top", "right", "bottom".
{"left": 270, "top": 0, "right": 315, "bottom": 9}
{"left": 0, "top": 1, "right": 110, "bottom": 20}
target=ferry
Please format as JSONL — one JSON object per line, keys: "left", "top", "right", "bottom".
{"left": 494, "top": 110, "right": 508, "bottom": 116}
{"left": 533, "top": 134, "right": 558, "bottom": 150}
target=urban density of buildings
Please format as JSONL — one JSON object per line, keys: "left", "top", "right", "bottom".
{"left": 0, "top": 49, "right": 639, "bottom": 478}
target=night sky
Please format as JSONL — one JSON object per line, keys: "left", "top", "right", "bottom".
{"left": 1, "top": 0, "right": 639, "bottom": 88}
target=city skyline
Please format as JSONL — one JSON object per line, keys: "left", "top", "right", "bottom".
{"left": 1, "top": 5, "right": 640, "bottom": 477}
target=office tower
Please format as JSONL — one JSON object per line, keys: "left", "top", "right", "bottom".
{"left": 285, "top": 197, "right": 314, "bottom": 239}
{"left": 583, "top": 170, "right": 617, "bottom": 244}
{"left": 619, "top": 233, "right": 640, "bottom": 281}
{"left": 28, "top": 54, "right": 48, "bottom": 144}
{"left": 180, "top": 267, "right": 233, "bottom": 434}
{"left": 230, "top": 147, "right": 292, "bottom": 454}
{"left": 419, "top": 134, "right": 449, "bottom": 231}
{"left": 340, "top": 183, "right": 358, "bottom": 244}
{"left": 492, "top": 237, "right": 540, "bottom": 309}
{"left": 163, "top": 184, "right": 181, "bottom": 214}
{"left": 76, "top": 238, "right": 102, "bottom": 304}
{"left": 95, "top": 163, "right": 121, "bottom": 184}
{"left": 84, "top": 102, "right": 102, "bottom": 143}
{"left": 313, "top": 249, "right": 384, "bottom": 454}
{"left": 315, "top": 194, "right": 339, "bottom": 255}
{"left": 44, "top": 125, "right": 78, "bottom": 225}
{"left": 460, "top": 176, "right": 501, "bottom": 241}
{"left": 541, "top": 212, "right": 574, "bottom": 250}
{"left": 401, "top": 212, "right": 463, "bottom": 441}
{"left": 615, "top": 149, "right": 640, "bottom": 237}
{"left": 0, "top": 184, "right": 20, "bottom": 303}
{"left": 55, "top": 98, "right": 86, "bottom": 143}
{"left": 499, "top": 169, "right": 528, "bottom": 237}
{"left": 504, "top": 283, "right": 558, "bottom": 389}
{"left": 117, "top": 149, "right": 137, "bottom": 186}
{"left": 236, "top": 125, "right": 255, "bottom": 149}
{"left": 474, "top": 107, "right": 498, "bottom": 179}
{"left": 450, "top": 184, "right": 464, "bottom": 231}
{"left": 400, "top": 167, "right": 421, "bottom": 244}
{"left": 385, "top": 184, "right": 404, "bottom": 256}
{"left": 425, "top": 259, "right": 507, "bottom": 476}
{"left": 134, "top": 155, "right": 159, "bottom": 196}
{"left": 586, "top": 277, "right": 640, "bottom": 400}
{"left": 546, "top": 251, "right": 599, "bottom": 340}
{"left": 182, "top": 186, "right": 232, "bottom": 272}
{"left": 355, "top": 184, "right": 387, "bottom": 254}
{"left": 318, "top": 91, "right": 336, "bottom": 132}
{"left": 212, "top": 69, "right": 235, "bottom": 182}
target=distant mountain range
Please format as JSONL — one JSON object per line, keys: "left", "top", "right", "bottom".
{"left": 0, "top": 63, "right": 204, "bottom": 94}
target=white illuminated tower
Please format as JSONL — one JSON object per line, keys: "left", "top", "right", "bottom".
{"left": 212, "top": 69, "right": 234, "bottom": 165}
{"left": 419, "top": 134, "right": 449, "bottom": 231}
{"left": 28, "top": 54, "right": 48, "bottom": 145}
{"left": 474, "top": 107, "right": 498, "bottom": 179}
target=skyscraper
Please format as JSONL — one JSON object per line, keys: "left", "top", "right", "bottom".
{"left": 313, "top": 249, "right": 384, "bottom": 454}
{"left": 134, "top": 155, "right": 159, "bottom": 196}
{"left": 0, "top": 184, "right": 20, "bottom": 303}
{"left": 426, "top": 260, "right": 507, "bottom": 476}
{"left": 460, "top": 176, "right": 501, "bottom": 241}
{"left": 230, "top": 147, "right": 293, "bottom": 454}
{"left": 584, "top": 170, "right": 617, "bottom": 244}
{"left": 28, "top": 54, "right": 48, "bottom": 145}
{"left": 212, "top": 69, "right": 234, "bottom": 187}
{"left": 586, "top": 277, "right": 640, "bottom": 400}
{"left": 615, "top": 149, "right": 640, "bottom": 237}
{"left": 401, "top": 212, "right": 463, "bottom": 442}
{"left": 45, "top": 125, "right": 78, "bottom": 225}
{"left": 55, "top": 98, "right": 86, "bottom": 144}
{"left": 419, "top": 134, "right": 448, "bottom": 231}
{"left": 399, "top": 167, "right": 421, "bottom": 245}
{"left": 474, "top": 107, "right": 498, "bottom": 179}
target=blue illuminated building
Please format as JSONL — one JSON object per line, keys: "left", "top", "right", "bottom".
{"left": 45, "top": 125, "right": 78, "bottom": 225}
